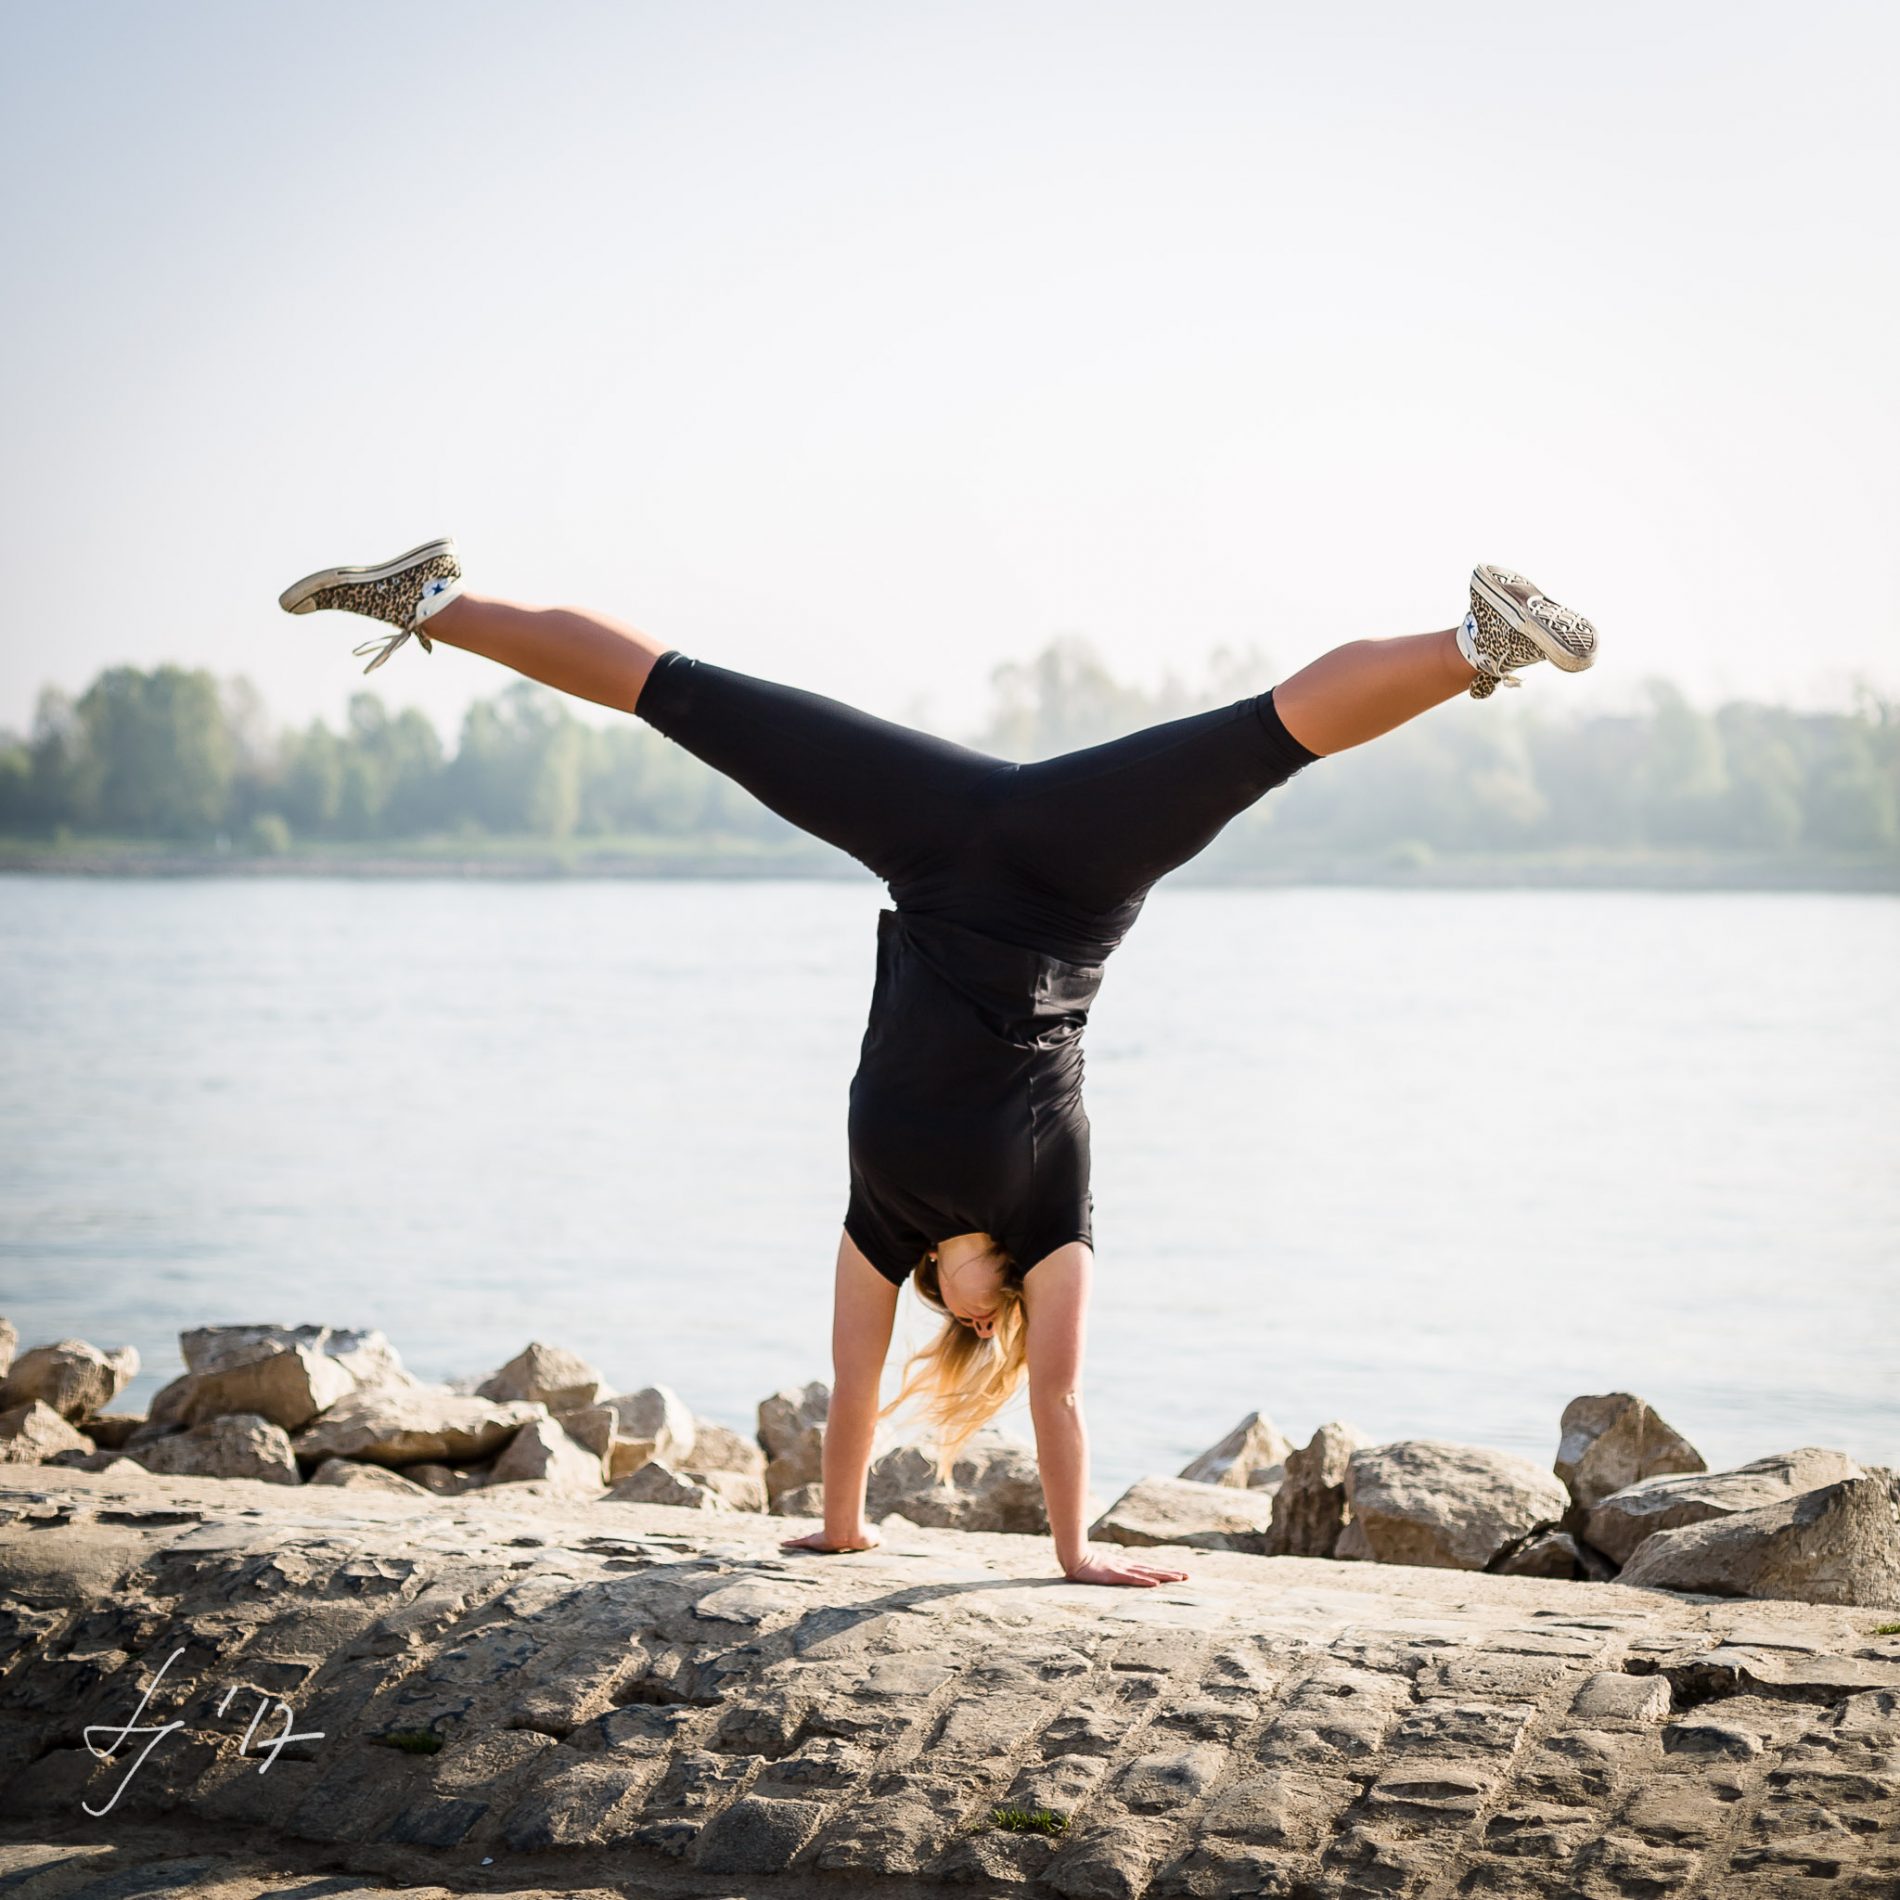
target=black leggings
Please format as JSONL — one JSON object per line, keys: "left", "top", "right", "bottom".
{"left": 635, "top": 652, "right": 1320, "bottom": 964}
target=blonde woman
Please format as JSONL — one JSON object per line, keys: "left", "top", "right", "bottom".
{"left": 279, "top": 543, "right": 1597, "bottom": 1587}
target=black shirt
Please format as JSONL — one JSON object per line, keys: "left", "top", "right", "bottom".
{"left": 844, "top": 908, "right": 1103, "bottom": 1285}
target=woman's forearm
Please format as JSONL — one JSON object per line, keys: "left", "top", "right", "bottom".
{"left": 1030, "top": 1390, "right": 1092, "bottom": 1573}
{"left": 821, "top": 1379, "right": 882, "bottom": 1535}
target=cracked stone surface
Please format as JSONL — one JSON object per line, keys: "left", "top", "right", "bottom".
{"left": 3, "top": 1468, "right": 1899, "bottom": 1899}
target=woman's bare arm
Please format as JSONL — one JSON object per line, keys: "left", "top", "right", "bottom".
{"left": 1022, "top": 1242, "right": 1190, "bottom": 1588}
{"left": 781, "top": 1229, "right": 898, "bottom": 1554}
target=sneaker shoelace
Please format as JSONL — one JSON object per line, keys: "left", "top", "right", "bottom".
{"left": 350, "top": 625, "right": 436, "bottom": 674}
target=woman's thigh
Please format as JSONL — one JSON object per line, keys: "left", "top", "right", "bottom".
{"left": 636, "top": 652, "right": 1010, "bottom": 886}
{"left": 991, "top": 691, "right": 1317, "bottom": 926}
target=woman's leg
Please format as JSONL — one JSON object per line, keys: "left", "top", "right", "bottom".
{"left": 981, "top": 626, "right": 1482, "bottom": 956}
{"left": 1271, "top": 626, "right": 1475, "bottom": 756}
{"left": 422, "top": 592, "right": 667, "bottom": 715}
{"left": 422, "top": 592, "right": 1005, "bottom": 888}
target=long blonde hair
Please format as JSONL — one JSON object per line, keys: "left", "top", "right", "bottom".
{"left": 878, "top": 1243, "right": 1028, "bottom": 1482}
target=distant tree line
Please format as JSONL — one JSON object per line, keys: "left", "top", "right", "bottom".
{"left": 1, "top": 639, "right": 1895, "bottom": 861}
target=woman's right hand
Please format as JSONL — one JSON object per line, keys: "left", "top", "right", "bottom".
{"left": 1062, "top": 1552, "right": 1190, "bottom": 1588}
{"left": 780, "top": 1523, "right": 882, "bottom": 1555}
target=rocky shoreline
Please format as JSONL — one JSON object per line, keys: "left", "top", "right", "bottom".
{"left": 4, "top": 1319, "right": 1900, "bottom": 1898}
{"left": 2, "top": 1319, "right": 1897, "bottom": 1613}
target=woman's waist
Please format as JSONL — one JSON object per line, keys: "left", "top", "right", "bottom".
{"left": 874, "top": 907, "right": 1105, "bottom": 1044}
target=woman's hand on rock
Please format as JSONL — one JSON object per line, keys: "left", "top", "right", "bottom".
{"left": 780, "top": 1524, "right": 882, "bottom": 1555}
{"left": 1062, "top": 1552, "right": 1190, "bottom": 1588}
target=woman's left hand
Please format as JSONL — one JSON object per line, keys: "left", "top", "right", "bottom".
{"left": 1061, "top": 1553, "right": 1190, "bottom": 1588}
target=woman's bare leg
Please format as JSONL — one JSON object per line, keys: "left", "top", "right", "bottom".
{"left": 421, "top": 593, "right": 669, "bottom": 716}
{"left": 1272, "top": 627, "right": 1477, "bottom": 757}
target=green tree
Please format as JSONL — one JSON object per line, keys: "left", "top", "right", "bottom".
{"left": 69, "top": 665, "right": 234, "bottom": 838}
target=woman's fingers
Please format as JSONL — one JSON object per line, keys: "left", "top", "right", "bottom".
{"left": 778, "top": 1529, "right": 882, "bottom": 1555}
{"left": 1064, "top": 1555, "right": 1192, "bottom": 1588}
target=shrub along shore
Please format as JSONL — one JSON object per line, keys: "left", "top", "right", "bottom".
{"left": 3, "top": 1317, "right": 1895, "bottom": 1612}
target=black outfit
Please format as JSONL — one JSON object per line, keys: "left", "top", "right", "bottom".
{"left": 635, "top": 651, "right": 1319, "bottom": 1285}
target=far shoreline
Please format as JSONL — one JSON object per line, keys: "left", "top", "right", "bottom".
{"left": 1, "top": 839, "right": 1895, "bottom": 893}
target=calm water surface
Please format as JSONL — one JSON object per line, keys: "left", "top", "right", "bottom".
{"left": 3, "top": 875, "right": 1895, "bottom": 1503}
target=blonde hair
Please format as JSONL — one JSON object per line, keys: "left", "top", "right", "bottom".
{"left": 877, "top": 1244, "right": 1028, "bottom": 1482}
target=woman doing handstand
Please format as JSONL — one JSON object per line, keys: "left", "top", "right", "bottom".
{"left": 277, "top": 542, "right": 1598, "bottom": 1587}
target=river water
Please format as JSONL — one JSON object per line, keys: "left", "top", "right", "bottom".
{"left": 3, "top": 875, "right": 1895, "bottom": 1504}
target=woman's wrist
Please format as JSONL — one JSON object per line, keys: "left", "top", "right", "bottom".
{"left": 1057, "top": 1540, "right": 1091, "bottom": 1575}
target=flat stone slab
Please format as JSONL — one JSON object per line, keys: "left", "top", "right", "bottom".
{"left": 3, "top": 1468, "right": 1899, "bottom": 1899}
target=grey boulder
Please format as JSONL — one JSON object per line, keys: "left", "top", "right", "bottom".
{"left": 760, "top": 1382, "right": 831, "bottom": 1504}
{"left": 293, "top": 1390, "right": 546, "bottom": 1468}
{"left": 144, "top": 1324, "right": 412, "bottom": 1435}
{"left": 1092, "top": 1475, "right": 1279, "bottom": 1552}
{"left": 1177, "top": 1411, "right": 1292, "bottom": 1490}
{"left": 866, "top": 1429, "right": 1047, "bottom": 1534}
{"left": 309, "top": 1459, "right": 429, "bottom": 1494}
{"left": 1586, "top": 1448, "right": 1864, "bottom": 1567}
{"left": 1619, "top": 1475, "right": 1900, "bottom": 1609}
{"left": 607, "top": 1460, "right": 733, "bottom": 1511}
{"left": 0, "top": 1338, "right": 138, "bottom": 1423}
{"left": 1555, "top": 1393, "right": 1706, "bottom": 1512}
{"left": 685, "top": 1417, "right": 768, "bottom": 1479}
{"left": 759, "top": 1380, "right": 829, "bottom": 1461}
{"left": 474, "top": 1341, "right": 608, "bottom": 1415}
{"left": 1493, "top": 1529, "right": 1615, "bottom": 1581}
{"left": 1268, "top": 1421, "right": 1368, "bottom": 1558}
{"left": 0, "top": 1400, "right": 95, "bottom": 1464}
{"left": 489, "top": 1416, "right": 607, "bottom": 1496}
{"left": 135, "top": 1413, "right": 300, "bottom": 1485}
{"left": 1340, "top": 1440, "right": 1569, "bottom": 1571}
{"left": 568, "top": 1384, "right": 697, "bottom": 1481}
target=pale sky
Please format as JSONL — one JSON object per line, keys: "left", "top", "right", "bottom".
{"left": 2, "top": 0, "right": 1895, "bottom": 745}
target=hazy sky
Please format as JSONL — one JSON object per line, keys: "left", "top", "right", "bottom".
{"left": 3, "top": 0, "right": 1895, "bottom": 745}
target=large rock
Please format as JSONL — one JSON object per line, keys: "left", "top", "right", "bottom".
{"left": 293, "top": 1390, "right": 546, "bottom": 1468}
{"left": 1619, "top": 1475, "right": 1900, "bottom": 1608}
{"left": 567, "top": 1385, "right": 697, "bottom": 1481}
{"left": 405, "top": 1460, "right": 490, "bottom": 1496}
{"left": 759, "top": 1381, "right": 829, "bottom": 1461}
{"left": 183, "top": 1322, "right": 407, "bottom": 1388}
{"left": 82, "top": 1414, "right": 145, "bottom": 1451}
{"left": 1092, "top": 1476, "right": 1279, "bottom": 1552}
{"left": 310, "top": 1459, "right": 429, "bottom": 1495}
{"left": 0, "top": 1317, "right": 16, "bottom": 1378}
{"left": 690, "top": 1468, "right": 767, "bottom": 1512}
{"left": 1494, "top": 1530, "right": 1615, "bottom": 1582}
{"left": 1268, "top": 1421, "right": 1368, "bottom": 1558}
{"left": 135, "top": 1414, "right": 299, "bottom": 1485}
{"left": 760, "top": 1382, "right": 836, "bottom": 1504}
{"left": 1585, "top": 1448, "right": 1864, "bottom": 1567}
{"left": 1555, "top": 1393, "right": 1705, "bottom": 1512}
{"left": 475, "top": 1342, "right": 608, "bottom": 1415}
{"left": 765, "top": 1424, "right": 827, "bottom": 1504}
{"left": 0, "top": 1338, "right": 138, "bottom": 1422}
{"left": 1340, "top": 1440, "right": 1569, "bottom": 1571}
{"left": 489, "top": 1417, "right": 606, "bottom": 1496}
{"left": 144, "top": 1324, "right": 412, "bottom": 1435}
{"left": 686, "top": 1417, "right": 768, "bottom": 1480}
{"left": 1177, "top": 1410, "right": 1292, "bottom": 1490}
{"left": 0, "top": 1400, "right": 94, "bottom": 1464}
{"left": 772, "top": 1481, "right": 825, "bottom": 1518}
{"left": 607, "top": 1460, "right": 733, "bottom": 1511}
{"left": 866, "top": 1429, "right": 1047, "bottom": 1534}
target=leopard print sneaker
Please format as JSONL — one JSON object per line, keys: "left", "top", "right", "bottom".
{"left": 1458, "top": 565, "right": 1599, "bottom": 699}
{"left": 277, "top": 536, "right": 464, "bottom": 673}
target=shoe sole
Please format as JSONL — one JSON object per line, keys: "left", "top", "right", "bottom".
{"left": 278, "top": 537, "right": 458, "bottom": 615}
{"left": 1471, "top": 565, "right": 1598, "bottom": 672}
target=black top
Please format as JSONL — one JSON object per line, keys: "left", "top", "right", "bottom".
{"left": 844, "top": 908, "right": 1104, "bottom": 1286}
